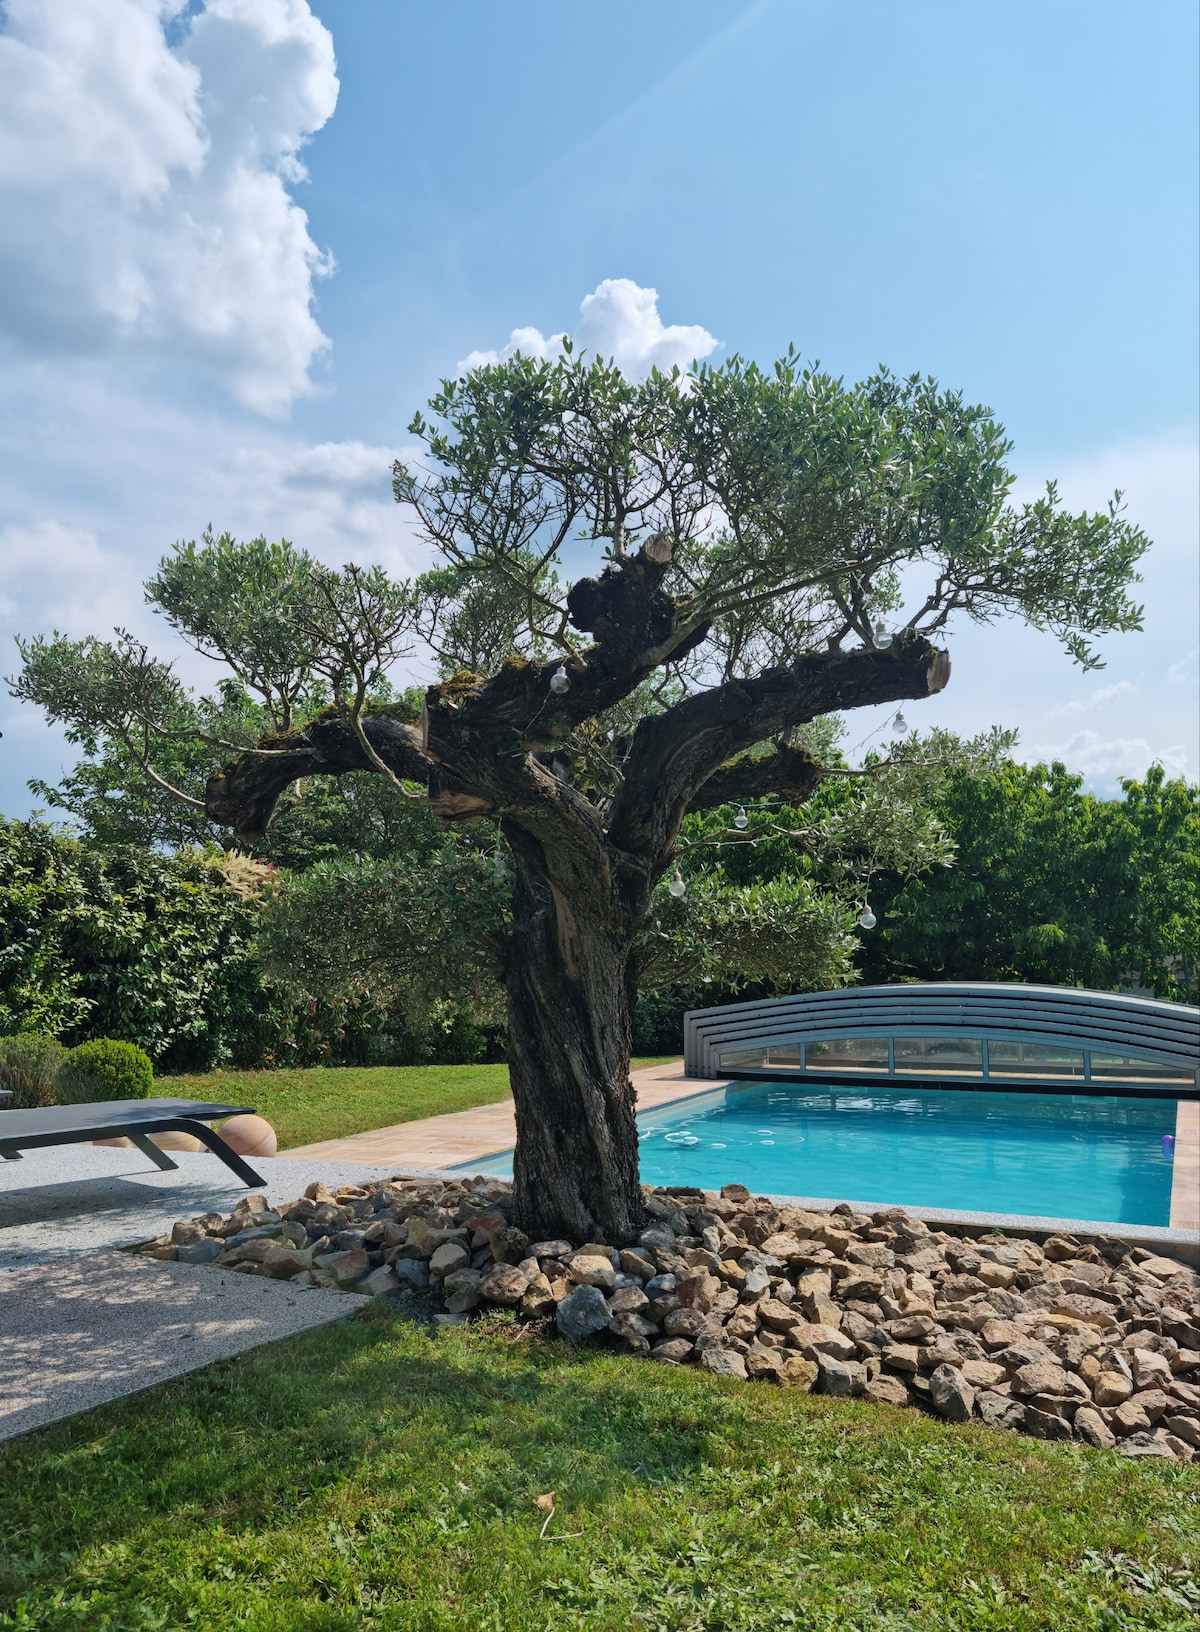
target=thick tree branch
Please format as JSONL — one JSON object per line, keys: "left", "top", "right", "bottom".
{"left": 685, "top": 743, "right": 825, "bottom": 813}
{"left": 421, "top": 536, "right": 706, "bottom": 762}
{"left": 607, "top": 635, "right": 950, "bottom": 858}
{"left": 205, "top": 711, "right": 435, "bottom": 840}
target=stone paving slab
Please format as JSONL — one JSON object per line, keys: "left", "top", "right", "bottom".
{"left": 1171, "top": 1100, "right": 1199, "bottom": 1231}
{"left": 0, "top": 1249, "right": 365, "bottom": 1442}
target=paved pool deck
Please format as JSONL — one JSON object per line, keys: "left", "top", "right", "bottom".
{"left": 280, "top": 1059, "right": 727, "bottom": 1169}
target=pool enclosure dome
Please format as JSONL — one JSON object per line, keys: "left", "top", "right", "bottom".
{"left": 684, "top": 982, "right": 1199, "bottom": 1097}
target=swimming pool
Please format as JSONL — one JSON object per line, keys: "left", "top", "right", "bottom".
{"left": 466, "top": 1080, "right": 1179, "bottom": 1226}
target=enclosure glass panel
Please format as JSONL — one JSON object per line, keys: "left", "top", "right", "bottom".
{"left": 987, "top": 1040, "right": 1085, "bottom": 1080}
{"left": 765, "top": 1044, "right": 803, "bottom": 1069}
{"left": 892, "top": 1036, "right": 984, "bottom": 1075}
{"left": 719, "top": 1047, "right": 768, "bottom": 1071}
{"left": 1088, "top": 1051, "right": 1196, "bottom": 1086}
{"left": 804, "top": 1036, "right": 889, "bottom": 1073}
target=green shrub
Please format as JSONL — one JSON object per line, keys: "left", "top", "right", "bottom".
{"left": 57, "top": 1039, "right": 154, "bottom": 1104}
{"left": 0, "top": 1033, "right": 68, "bottom": 1109}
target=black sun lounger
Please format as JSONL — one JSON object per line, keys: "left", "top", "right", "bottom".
{"left": 0, "top": 1098, "right": 266, "bottom": 1187}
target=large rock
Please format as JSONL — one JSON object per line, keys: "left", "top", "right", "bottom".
{"left": 663, "top": 1307, "right": 708, "bottom": 1339}
{"left": 568, "top": 1254, "right": 617, "bottom": 1291}
{"left": 1093, "top": 1370, "right": 1133, "bottom": 1406}
{"left": 699, "top": 1347, "right": 748, "bottom": 1380}
{"left": 816, "top": 1355, "right": 864, "bottom": 1397}
{"left": 175, "top": 1238, "right": 223, "bottom": 1265}
{"left": 864, "top": 1374, "right": 910, "bottom": 1408}
{"left": 977, "top": 1393, "right": 1026, "bottom": 1430}
{"left": 1131, "top": 1348, "right": 1174, "bottom": 1391}
{"left": 318, "top": 1248, "right": 370, "bottom": 1286}
{"left": 788, "top": 1323, "right": 857, "bottom": 1362}
{"left": 1112, "top": 1399, "right": 1152, "bottom": 1437}
{"left": 1022, "top": 1405, "right": 1073, "bottom": 1440}
{"left": 443, "top": 1269, "right": 483, "bottom": 1312}
{"left": 758, "top": 1298, "right": 803, "bottom": 1333}
{"left": 1117, "top": 1430, "right": 1177, "bottom": 1460}
{"left": 651, "top": 1338, "right": 695, "bottom": 1364}
{"left": 1074, "top": 1407, "right": 1117, "bottom": 1449}
{"left": 429, "top": 1241, "right": 469, "bottom": 1278}
{"left": 1010, "top": 1361, "right": 1069, "bottom": 1399}
{"left": 390, "top": 1257, "right": 431, "bottom": 1291}
{"left": 929, "top": 1364, "right": 975, "bottom": 1422}
{"left": 778, "top": 1354, "right": 820, "bottom": 1392}
{"left": 556, "top": 1284, "right": 611, "bottom": 1343}
{"left": 360, "top": 1265, "right": 400, "bottom": 1297}
{"left": 479, "top": 1264, "right": 529, "bottom": 1306}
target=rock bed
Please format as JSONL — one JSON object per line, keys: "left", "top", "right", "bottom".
{"left": 137, "top": 1177, "right": 1200, "bottom": 1463}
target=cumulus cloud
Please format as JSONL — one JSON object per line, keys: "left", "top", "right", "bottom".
{"left": 0, "top": 0, "right": 338, "bottom": 413}
{"left": 459, "top": 278, "right": 719, "bottom": 379}
{"left": 1031, "top": 729, "right": 1190, "bottom": 785}
{"left": 0, "top": 520, "right": 141, "bottom": 638}
{"left": 1048, "top": 680, "right": 1136, "bottom": 717}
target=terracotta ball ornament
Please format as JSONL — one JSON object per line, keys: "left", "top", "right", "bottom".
{"left": 92, "top": 1131, "right": 205, "bottom": 1152}
{"left": 218, "top": 1114, "right": 278, "bottom": 1158}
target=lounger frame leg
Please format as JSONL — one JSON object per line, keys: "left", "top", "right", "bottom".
{"left": 177, "top": 1121, "right": 267, "bottom": 1188}
{"left": 129, "top": 1132, "right": 179, "bottom": 1172}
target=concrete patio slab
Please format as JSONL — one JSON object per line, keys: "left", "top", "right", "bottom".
{"left": 0, "top": 1143, "right": 407, "bottom": 1271}
{"left": 0, "top": 1249, "right": 365, "bottom": 1442}
{"left": 279, "top": 1058, "right": 723, "bottom": 1168}
{"left": 1171, "top": 1099, "right": 1199, "bottom": 1231}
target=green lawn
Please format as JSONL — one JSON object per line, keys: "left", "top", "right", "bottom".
{"left": 165, "top": 1059, "right": 678, "bottom": 1149}
{"left": 1, "top": 1308, "right": 1196, "bottom": 1631}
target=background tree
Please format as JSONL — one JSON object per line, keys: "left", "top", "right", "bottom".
{"left": 13, "top": 351, "right": 1148, "bottom": 1238}
{"left": 857, "top": 760, "right": 1199, "bottom": 1002}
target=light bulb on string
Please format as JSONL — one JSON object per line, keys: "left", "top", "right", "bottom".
{"left": 892, "top": 710, "right": 907, "bottom": 733}
{"left": 549, "top": 664, "right": 570, "bottom": 695}
{"left": 873, "top": 619, "right": 893, "bottom": 650}
{"left": 668, "top": 870, "right": 687, "bottom": 898}
{"left": 492, "top": 850, "right": 507, "bottom": 874}
{"left": 858, "top": 904, "right": 877, "bottom": 930}
{"left": 733, "top": 807, "right": 748, "bottom": 830}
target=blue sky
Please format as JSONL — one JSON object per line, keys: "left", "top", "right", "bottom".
{"left": 1, "top": 0, "right": 1197, "bottom": 816}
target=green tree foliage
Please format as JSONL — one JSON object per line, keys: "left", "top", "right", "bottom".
{"left": 857, "top": 762, "right": 1199, "bottom": 1001}
{"left": 0, "top": 819, "right": 271, "bottom": 1067}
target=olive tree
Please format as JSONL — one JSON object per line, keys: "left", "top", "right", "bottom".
{"left": 14, "top": 350, "right": 1147, "bottom": 1239}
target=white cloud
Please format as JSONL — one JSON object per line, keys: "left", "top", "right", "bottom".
{"left": 0, "top": 0, "right": 338, "bottom": 413}
{"left": 0, "top": 520, "right": 141, "bottom": 638}
{"left": 1048, "top": 680, "right": 1136, "bottom": 717}
{"left": 1168, "top": 647, "right": 1198, "bottom": 687}
{"left": 458, "top": 278, "right": 719, "bottom": 379}
{"left": 1030, "top": 729, "right": 1190, "bottom": 785}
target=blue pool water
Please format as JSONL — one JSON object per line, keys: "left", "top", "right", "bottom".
{"left": 469, "top": 1081, "right": 1179, "bottom": 1225}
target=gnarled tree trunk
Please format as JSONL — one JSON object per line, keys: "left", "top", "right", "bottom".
{"left": 501, "top": 832, "right": 647, "bottom": 1242}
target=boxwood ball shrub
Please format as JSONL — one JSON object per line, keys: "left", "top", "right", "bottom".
{"left": 56, "top": 1039, "right": 154, "bottom": 1104}
{"left": 0, "top": 1033, "right": 68, "bottom": 1109}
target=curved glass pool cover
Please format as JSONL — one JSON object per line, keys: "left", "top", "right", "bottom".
{"left": 464, "top": 1081, "right": 1178, "bottom": 1227}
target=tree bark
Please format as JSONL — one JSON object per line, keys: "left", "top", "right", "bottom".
{"left": 500, "top": 833, "right": 647, "bottom": 1243}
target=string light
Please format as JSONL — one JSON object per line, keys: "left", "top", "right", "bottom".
{"left": 733, "top": 807, "right": 748, "bottom": 830}
{"left": 892, "top": 710, "right": 907, "bottom": 733}
{"left": 549, "top": 663, "right": 570, "bottom": 695}
{"left": 873, "top": 618, "right": 893, "bottom": 650}
{"left": 858, "top": 904, "right": 877, "bottom": 930}
{"left": 492, "top": 850, "right": 507, "bottom": 873}
{"left": 668, "top": 869, "right": 687, "bottom": 898}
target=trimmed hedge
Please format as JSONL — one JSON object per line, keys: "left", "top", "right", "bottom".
{"left": 0, "top": 1033, "right": 68, "bottom": 1109}
{"left": 56, "top": 1039, "right": 154, "bottom": 1104}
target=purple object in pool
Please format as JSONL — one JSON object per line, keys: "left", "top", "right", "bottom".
{"left": 1162, "top": 1133, "right": 1176, "bottom": 1156}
